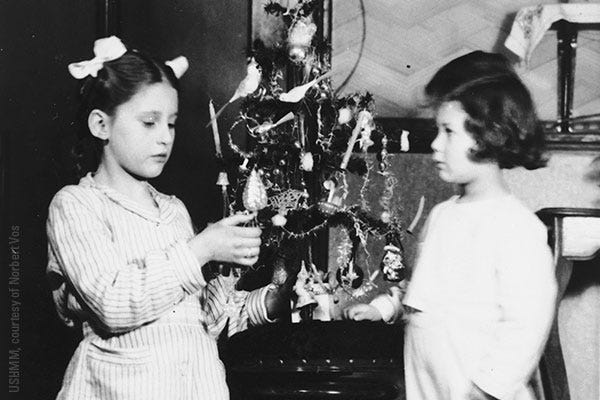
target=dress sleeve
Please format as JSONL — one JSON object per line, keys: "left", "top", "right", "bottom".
{"left": 472, "top": 219, "right": 557, "bottom": 400}
{"left": 201, "top": 276, "right": 273, "bottom": 338}
{"left": 46, "top": 191, "right": 207, "bottom": 334}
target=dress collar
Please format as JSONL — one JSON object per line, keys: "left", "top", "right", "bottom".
{"left": 80, "top": 173, "right": 178, "bottom": 224}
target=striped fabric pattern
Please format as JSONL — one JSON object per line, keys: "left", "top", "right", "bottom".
{"left": 47, "top": 173, "right": 271, "bottom": 400}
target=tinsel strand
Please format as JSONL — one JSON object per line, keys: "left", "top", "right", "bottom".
{"left": 359, "top": 157, "right": 372, "bottom": 212}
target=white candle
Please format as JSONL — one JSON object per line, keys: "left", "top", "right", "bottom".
{"left": 208, "top": 100, "right": 222, "bottom": 157}
{"left": 340, "top": 111, "right": 369, "bottom": 170}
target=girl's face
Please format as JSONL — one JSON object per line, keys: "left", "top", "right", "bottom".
{"left": 104, "top": 81, "right": 178, "bottom": 180}
{"left": 431, "top": 101, "right": 480, "bottom": 184}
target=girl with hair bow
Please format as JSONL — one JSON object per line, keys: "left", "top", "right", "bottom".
{"left": 47, "top": 36, "right": 289, "bottom": 400}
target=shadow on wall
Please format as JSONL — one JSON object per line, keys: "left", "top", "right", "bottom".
{"left": 584, "top": 156, "right": 600, "bottom": 208}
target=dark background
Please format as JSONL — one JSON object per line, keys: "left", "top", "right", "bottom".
{"left": 3, "top": 1, "right": 251, "bottom": 398}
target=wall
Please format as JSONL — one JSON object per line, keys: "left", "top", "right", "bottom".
{"left": 4, "top": 1, "right": 249, "bottom": 399}
{"left": 506, "top": 151, "right": 600, "bottom": 400}
{"left": 331, "top": 0, "right": 600, "bottom": 120}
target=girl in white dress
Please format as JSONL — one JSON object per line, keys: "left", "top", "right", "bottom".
{"left": 344, "top": 51, "right": 557, "bottom": 400}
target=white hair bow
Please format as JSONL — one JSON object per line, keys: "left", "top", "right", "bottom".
{"left": 165, "top": 56, "right": 189, "bottom": 79}
{"left": 68, "top": 36, "right": 127, "bottom": 79}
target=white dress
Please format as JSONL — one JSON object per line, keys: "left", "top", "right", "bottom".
{"left": 371, "top": 195, "right": 557, "bottom": 400}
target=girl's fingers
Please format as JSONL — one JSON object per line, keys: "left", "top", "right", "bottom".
{"left": 231, "top": 226, "right": 262, "bottom": 238}
{"left": 233, "top": 237, "right": 262, "bottom": 248}
{"left": 235, "top": 255, "right": 259, "bottom": 266}
{"left": 220, "top": 213, "right": 257, "bottom": 226}
{"left": 233, "top": 246, "right": 260, "bottom": 258}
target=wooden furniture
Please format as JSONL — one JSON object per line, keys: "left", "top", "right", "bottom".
{"left": 536, "top": 208, "right": 600, "bottom": 400}
{"left": 223, "top": 321, "right": 405, "bottom": 400}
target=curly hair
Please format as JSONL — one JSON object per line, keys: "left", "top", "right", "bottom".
{"left": 71, "top": 49, "right": 180, "bottom": 178}
{"left": 425, "top": 51, "right": 546, "bottom": 170}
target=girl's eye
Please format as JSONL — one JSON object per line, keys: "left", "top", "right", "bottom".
{"left": 143, "top": 121, "right": 155, "bottom": 127}
{"left": 168, "top": 123, "right": 176, "bottom": 129}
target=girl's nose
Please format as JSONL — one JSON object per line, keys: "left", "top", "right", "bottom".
{"left": 158, "top": 124, "right": 175, "bottom": 145}
{"left": 431, "top": 131, "right": 444, "bottom": 152}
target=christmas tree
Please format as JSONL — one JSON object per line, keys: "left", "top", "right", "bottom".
{"left": 208, "top": 0, "right": 407, "bottom": 319}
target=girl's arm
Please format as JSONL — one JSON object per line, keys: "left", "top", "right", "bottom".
{"left": 200, "top": 277, "right": 273, "bottom": 338}
{"left": 47, "top": 190, "right": 207, "bottom": 334}
{"left": 472, "top": 219, "right": 557, "bottom": 400}
{"left": 342, "top": 284, "right": 405, "bottom": 322}
{"left": 202, "top": 270, "right": 295, "bottom": 338}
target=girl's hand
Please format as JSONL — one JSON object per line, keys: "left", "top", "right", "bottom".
{"left": 466, "top": 383, "right": 498, "bottom": 400}
{"left": 189, "top": 213, "right": 262, "bottom": 267}
{"left": 342, "top": 304, "right": 383, "bottom": 321}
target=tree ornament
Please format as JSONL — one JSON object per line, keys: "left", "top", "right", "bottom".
{"left": 294, "top": 261, "right": 317, "bottom": 308}
{"left": 243, "top": 169, "right": 268, "bottom": 212}
{"left": 379, "top": 162, "right": 388, "bottom": 173}
{"left": 400, "top": 130, "right": 411, "bottom": 152}
{"left": 239, "top": 158, "right": 249, "bottom": 172}
{"left": 337, "top": 107, "right": 352, "bottom": 125}
{"left": 267, "top": 189, "right": 306, "bottom": 215}
{"left": 380, "top": 211, "right": 391, "bottom": 223}
{"left": 359, "top": 123, "right": 374, "bottom": 151}
{"left": 318, "top": 179, "right": 341, "bottom": 215}
{"left": 380, "top": 244, "right": 406, "bottom": 282}
{"left": 300, "top": 151, "right": 314, "bottom": 171}
{"left": 278, "top": 71, "right": 333, "bottom": 103}
{"left": 205, "top": 57, "right": 262, "bottom": 127}
{"left": 271, "top": 212, "right": 287, "bottom": 227}
{"left": 252, "top": 112, "right": 295, "bottom": 135}
{"left": 288, "top": 46, "right": 308, "bottom": 63}
{"left": 379, "top": 135, "right": 389, "bottom": 173}
{"left": 336, "top": 262, "right": 364, "bottom": 289}
{"left": 287, "top": 17, "right": 317, "bottom": 63}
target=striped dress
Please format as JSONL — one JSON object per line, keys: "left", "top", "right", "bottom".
{"left": 47, "top": 173, "right": 272, "bottom": 400}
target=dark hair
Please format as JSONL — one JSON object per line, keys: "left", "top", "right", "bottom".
{"left": 425, "top": 51, "right": 546, "bottom": 170}
{"left": 72, "top": 49, "right": 180, "bottom": 177}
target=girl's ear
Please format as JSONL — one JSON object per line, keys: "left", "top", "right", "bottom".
{"left": 88, "top": 109, "right": 111, "bottom": 140}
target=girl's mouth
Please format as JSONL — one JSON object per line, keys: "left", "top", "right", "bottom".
{"left": 152, "top": 154, "right": 168, "bottom": 162}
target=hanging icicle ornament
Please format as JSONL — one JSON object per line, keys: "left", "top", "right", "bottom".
{"left": 380, "top": 244, "right": 406, "bottom": 282}
{"left": 379, "top": 135, "right": 389, "bottom": 173}
{"left": 287, "top": 17, "right": 317, "bottom": 63}
{"left": 242, "top": 169, "right": 268, "bottom": 212}
{"left": 379, "top": 174, "right": 398, "bottom": 222}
